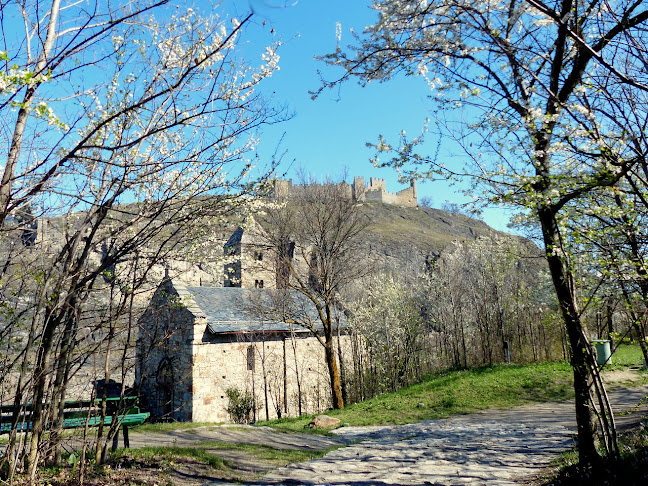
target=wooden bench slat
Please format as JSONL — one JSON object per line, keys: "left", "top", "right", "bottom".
{"left": 0, "top": 412, "right": 150, "bottom": 433}
{"left": 0, "top": 395, "right": 149, "bottom": 436}
{"left": 62, "top": 412, "right": 150, "bottom": 429}
{"left": 0, "top": 396, "right": 140, "bottom": 414}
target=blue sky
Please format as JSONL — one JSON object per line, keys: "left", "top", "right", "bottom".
{"left": 222, "top": 0, "right": 517, "bottom": 232}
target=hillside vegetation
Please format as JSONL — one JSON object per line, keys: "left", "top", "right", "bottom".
{"left": 262, "top": 344, "right": 647, "bottom": 432}
{"left": 257, "top": 200, "right": 536, "bottom": 273}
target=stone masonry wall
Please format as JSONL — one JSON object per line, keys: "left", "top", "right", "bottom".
{"left": 188, "top": 288, "right": 352, "bottom": 422}
{"left": 274, "top": 176, "right": 418, "bottom": 208}
{"left": 139, "top": 279, "right": 354, "bottom": 423}
{"left": 137, "top": 279, "right": 196, "bottom": 421}
{"left": 190, "top": 332, "right": 340, "bottom": 422}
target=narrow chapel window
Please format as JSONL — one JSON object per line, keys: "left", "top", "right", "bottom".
{"left": 247, "top": 346, "right": 255, "bottom": 371}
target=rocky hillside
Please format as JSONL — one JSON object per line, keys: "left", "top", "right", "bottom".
{"left": 355, "top": 202, "right": 529, "bottom": 272}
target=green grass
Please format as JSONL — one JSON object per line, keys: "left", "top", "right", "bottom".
{"left": 605, "top": 342, "right": 647, "bottom": 370}
{"left": 262, "top": 347, "right": 648, "bottom": 433}
{"left": 262, "top": 361, "right": 575, "bottom": 432}
{"left": 122, "top": 346, "right": 646, "bottom": 439}
{"left": 543, "top": 421, "right": 648, "bottom": 485}
{"left": 113, "top": 445, "right": 229, "bottom": 470}
{"left": 110, "top": 441, "right": 337, "bottom": 480}
{"left": 198, "top": 441, "right": 340, "bottom": 463}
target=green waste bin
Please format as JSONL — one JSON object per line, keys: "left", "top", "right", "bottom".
{"left": 591, "top": 340, "right": 611, "bottom": 366}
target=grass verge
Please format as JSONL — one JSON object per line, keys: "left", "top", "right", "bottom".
{"left": 112, "top": 445, "right": 229, "bottom": 469}
{"left": 262, "top": 361, "right": 575, "bottom": 432}
{"left": 262, "top": 346, "right": 648, "bottom": 433}
{"left": 100, "top": 442, "right": 333, "bottom": 485}
{"left": 604, "top": 342, "right": 647, "bottom": 371}
{"left": 197, "top": 441, "right": 341, "bottom": 463}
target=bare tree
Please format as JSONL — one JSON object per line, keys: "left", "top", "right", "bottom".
{"left": 254, "top": 178, "right": 369, "bottom": 409}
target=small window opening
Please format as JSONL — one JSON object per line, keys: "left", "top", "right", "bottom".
{"left": 247, "top": 346, "right": 255, "bottom": 371}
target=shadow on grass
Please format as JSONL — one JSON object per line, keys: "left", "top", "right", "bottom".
{"left": 545, "top": 451, "right": 648, "bottom": 486}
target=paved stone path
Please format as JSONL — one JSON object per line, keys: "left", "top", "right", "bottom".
{"left": 3, "top": 383, "right": 645, "bottom": 485}
{"left": 233, "top": 385, "right": 648, "bottom": 486}
{"left": 129, "top": 425, "right": 348, "bottom": 451}
{"left": 256, "top": 412, "right": 574, "bottom": 485}
{"left": 126, "top": 384, "right": 648, "bottom": 485}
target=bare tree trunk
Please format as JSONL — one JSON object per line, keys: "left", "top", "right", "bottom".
{"left": 96, "top": 345, "right": 112, "bottom": 464}
{"left": 618, "top": 280, "right": 648, "bottom": 367}
{"left": 351, "top": 331, "right": 365, "bottom": 402}
{"left": 289, "top": 332, "right": 303, "bottom": 416}
{"left": 324, "top": 335, "right": 344, "bottom": 410}
{"left": 49, "top": 315, "right": 74, "bottom": 466}
{"left": 336, "top": 322, "right": 348, "bottom": 405}
{"left": 612, "top": 193, "right": 648, "bottom": 365}
{"left": 3, "top": 313, "right": 38, "bottom": 479}
{"left": 27, "top": 297, "right": 74, "bottom": 483}
{"left": 261, "top": 342, "right": 269, "bottom": 421}
{"left": 96, "top": 291, "right": 116, "bottom": 464}
{"left": 606, "top": 301, "right": 615, "bottom": 353}
{"left": 282, "top": 337, "right": 288, "bottom": 416}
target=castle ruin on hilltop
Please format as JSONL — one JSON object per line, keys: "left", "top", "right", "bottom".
{"left": 273, "top": 176, "right": 418, "bottom": 207}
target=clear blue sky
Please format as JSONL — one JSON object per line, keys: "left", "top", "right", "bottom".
{"left": 220, "top": 0, "right": 516, "bottom": 232}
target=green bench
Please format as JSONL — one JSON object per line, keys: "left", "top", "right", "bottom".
{"left": 0, "top": 396, "right": 149, "bottom": 448}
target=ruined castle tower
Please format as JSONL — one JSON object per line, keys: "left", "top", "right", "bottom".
{"left": 274, "top": 176, "right": 418, "bottom": 207}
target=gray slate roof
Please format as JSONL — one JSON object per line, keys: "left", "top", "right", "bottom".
{"left": 175, "top": 284, "right": 327, "bottom": 334}
{"left": 223, "top": 226, "right": 243, "bottom": 247}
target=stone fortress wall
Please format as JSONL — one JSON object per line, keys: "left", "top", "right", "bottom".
{"left": 274, "top": 176, "right": 418, "bottom": 208}
{"left": 3, "top": 176, "right": 413, "bottom": 421}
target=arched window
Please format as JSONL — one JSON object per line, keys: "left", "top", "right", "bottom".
{"left": 156, "top": 358, "right": 174, "bottom": 419}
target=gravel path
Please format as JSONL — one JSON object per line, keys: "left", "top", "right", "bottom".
{"left": 255, "top": 410, "right": 575, "bottom": 485}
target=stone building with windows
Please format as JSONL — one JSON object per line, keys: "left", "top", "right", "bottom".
{"left": 136, "top": 279, "right": 342, "bottom": 422}
{"left": 138, "top": 214, "right": 349, "bottom": 422}
{"left": 222, "top": 216, "right": 280, "bottom": 290}
{"left": 137, "top": 177, "right": 389, "bottom": 422}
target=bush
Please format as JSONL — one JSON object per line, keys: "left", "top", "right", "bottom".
{"left": 225, "top": 387, "right": 255, "bottom": 424}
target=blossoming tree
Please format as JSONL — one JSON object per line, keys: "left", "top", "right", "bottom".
{"left": 0, "top": 0, "right": 284, "bottom": 479}
{"left": 317, "top": 0, "right": 648, "bottom": 465}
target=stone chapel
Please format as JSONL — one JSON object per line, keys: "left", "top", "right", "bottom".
{"left": 137, "top": 219, "right": 348, "bottom": 423}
